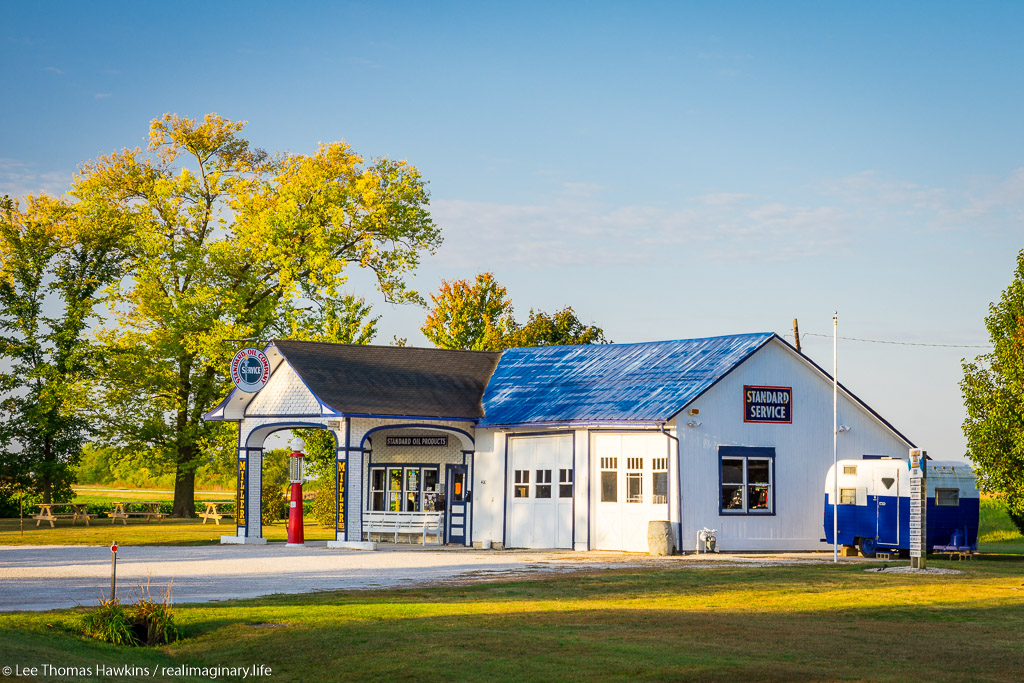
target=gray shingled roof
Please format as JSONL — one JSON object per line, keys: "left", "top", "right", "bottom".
{"left": 272, "top": 340, "right": 501, "bottom": 419}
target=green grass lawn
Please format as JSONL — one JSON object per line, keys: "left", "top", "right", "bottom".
{"left": 1, "top": 562, "right": 1022, "bottom": 681}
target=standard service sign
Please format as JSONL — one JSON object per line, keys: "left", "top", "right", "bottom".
{"left": 743, "top": 385, "right": 793, "bottom": 423}
{"left": 230, "top": 348, "right": 271, "bottom": 393}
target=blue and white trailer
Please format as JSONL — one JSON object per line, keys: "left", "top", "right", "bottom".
{"left": 823, "top": 458, "right": 979, "bottom": 557}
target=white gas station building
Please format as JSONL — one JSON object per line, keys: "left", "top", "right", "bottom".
{"left": 204, "top": 332, "right": 914, "bottom": 552}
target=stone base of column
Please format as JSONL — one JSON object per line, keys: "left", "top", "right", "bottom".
{"left": 220, "top": 535, "right": 267, "bottom": 545}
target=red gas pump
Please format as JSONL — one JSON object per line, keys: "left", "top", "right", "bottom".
{"left": 287, "top": 439, "right": 305, "bottom": 546}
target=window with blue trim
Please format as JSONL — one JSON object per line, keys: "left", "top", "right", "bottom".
{"left": 719, "top": 447, "right": 774, "bottom": 515}
{"left": 369, "top": 466, "right": 440, "bottom": 512}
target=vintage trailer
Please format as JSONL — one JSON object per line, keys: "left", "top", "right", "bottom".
{"left": 823, "top": 458, "right": 979, "bottom": 557}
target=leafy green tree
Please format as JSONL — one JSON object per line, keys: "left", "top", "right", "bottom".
{"left": 961, "top": 248, "right": 1024, "bottom": 533}
{"left": 0, "top": 194, "right": 127, "bottom": 503}
{"left": 421, "top": 272, "right": 514, "bottom": 351}
{"left": 77, "top": 114, "right": 439, "bottom": 516}
{"left": 504, "top": 307, "right": 608, "bottom": 347}
{"left": 422, "top": 273, "right": 607, "bottom": 351}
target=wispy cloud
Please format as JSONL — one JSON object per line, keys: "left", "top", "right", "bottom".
{"left": 346, "top": 56, "right": 383, "bottom": 69}
{"left": 432, "top": 193, "right": 850, "bottom": 268}
{"left": 44, "top": 66, "right": 64, "bottom": 75}
{"left": 431, "top": 168, "right": 1024, "bottom": 268}
{"left": 0, "top": 159, "right": 72, "bottom": 199}
{"left": 94, "top": 92, "right": 112, "bottom": 99}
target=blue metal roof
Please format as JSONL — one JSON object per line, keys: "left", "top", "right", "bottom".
{"left": 479, "top": 332, "right": 775, "bottom": 427}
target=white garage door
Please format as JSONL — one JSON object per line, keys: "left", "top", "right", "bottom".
{"left": 507, "top": 435, "right": 574, "bottom": 549}
{"left": 594, "top": 432, "right": 670, "bottom": 552}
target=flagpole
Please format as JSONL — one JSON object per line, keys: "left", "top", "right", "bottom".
{"left": 833, "top": 311, "right": 839, "bottom": 563}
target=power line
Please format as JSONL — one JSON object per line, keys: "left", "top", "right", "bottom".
{"left": 789, "top": 332, "right": 991, "bottom": 349}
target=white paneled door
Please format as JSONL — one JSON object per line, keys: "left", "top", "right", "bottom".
{"left": 507, "top": 435, "right": 574, "bottom": 549}
{"left": 593, "top": 432, "right": 670, "bottom": 552}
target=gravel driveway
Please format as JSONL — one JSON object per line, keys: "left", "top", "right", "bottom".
{"left": 0, "top": 543, "right": 845, "bottom": 612}
{"left": 0, "top": 543, "right": 640, "bottom": 612}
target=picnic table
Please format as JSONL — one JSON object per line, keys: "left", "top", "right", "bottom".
{"left": 109, "top": 501, "right": 166, "bottom": 525}
{"left": 199, "top": 500, "right": 235, "bottom": 525}
{"left": 32, "top": 502, "right": 91, "bottom": 527}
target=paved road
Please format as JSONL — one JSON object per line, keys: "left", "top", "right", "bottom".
{"left": 0, "top": 543, "right": 635, "bottom": 612}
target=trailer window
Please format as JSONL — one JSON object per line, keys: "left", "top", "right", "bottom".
{"left": 935, "top": 488, "right": 960, "bottom": 506}
{"left": 839, "top": 488, "right": 857, "bottom": 505}
{"left": 719, "top": 447, "right": 775, "bottom": 515}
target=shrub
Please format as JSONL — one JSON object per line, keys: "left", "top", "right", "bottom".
{"left": 0, "top": 490, "right": 42, "bottom": 518}
{"left": 262, "top": 482, "right": 288, "bottom": 525}
{"left": 310, "top": 479, "right": 337, "bottom": 527}
{"left": 81, "top": 583, "right": 179, "bottom": 647}
{"left": 81, "top": 599, "right": 135, "bottom": 646}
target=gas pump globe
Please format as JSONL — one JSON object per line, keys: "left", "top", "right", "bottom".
{"left": 287, "top": 438, "right": 305, "bottom": 546}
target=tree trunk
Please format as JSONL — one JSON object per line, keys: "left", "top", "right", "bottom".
{"left": 171, "top": 462, "right": 197, "bottom": 518}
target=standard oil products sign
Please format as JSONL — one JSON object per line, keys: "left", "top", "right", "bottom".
{"left": 231, "top": 348, "right": 271, "bottom": 393}
{"left": 744, "top": 385, "right": 792, "bottom": 423}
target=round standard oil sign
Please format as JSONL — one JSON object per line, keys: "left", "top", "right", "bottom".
{"left": 230, "top": 348, "right": 271, "bottom": 393}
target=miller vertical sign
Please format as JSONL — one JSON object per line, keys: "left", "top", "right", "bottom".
{"left": 237, "top": 459, "right": 247, "bottom": 528}
{"left": 744, "top": 385, "right": 793, "bottom": 424}
{"left": 336, "top": 460, "right": 346, "bottom": 534}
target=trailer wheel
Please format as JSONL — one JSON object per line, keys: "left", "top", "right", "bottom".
{"left": 858, "top": 537, "right": 877, "bottom": 558}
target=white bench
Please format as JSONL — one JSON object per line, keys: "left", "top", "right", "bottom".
{"left": 362, "top": 511, "right": 444, "bottom": 545}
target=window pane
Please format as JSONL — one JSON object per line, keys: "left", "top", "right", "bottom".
{"left": 406, "top": 468, "right": 420, "bottom": 492}
{"left": 652, "top": 471, "right": 668, "bottom": 504}
{"left": 389, "top": 469, "right": 402, "bottom": 491}
{"left": 388, "top": 491, "right": 402, "bottom": 511}
{"left": 601, "top": 471, "right": 617, "bottom": 502}
{"left": 514, "top": 485, "right": 529, "bottom": 498}
{"left": 748, "top": 459, "right": 770, "bottom": 485}
{"left": 424, "top": 491, "right": 439, "bottom": 511}
{"left": 559, "top": 484, "right": 573, "bottom": 498}
{"left": 559, "top": 469, "right": 573, "bottom": 483}
{"left": 423, "top": 469, "right": 438, "bottom": 493}
{"left": 452, "top": 473, "right": 465, "bottom": 501}
{"left": 626, "top": 472, "right": 642, "bottom": 503}
{"left": 405, "top": 492, "right": 419, "bottom": 511}
{"left": 536, "top": 469, "right": 551, "bottom": 484}
{"left": 722, "top": 459, "right": 744, "bottom": 484}
{"left": 536, "top": 484, "right": 552, "bottom": 498}
{"left": 747, "top": 485, "right": 769, "bottom": 510}
{"left": 371, "top": 491, "right": 385, "bottom": 511}
{"left": 936, "top": 488, "right": 960, "bottom": 506}
{"left": 371, "top": 469, "right": 385, "bottom": 491}
{"left": 722, "top": 485, "right": 743, "bottom": 510}
{"left": 839, "top": 488, "right": 856, "bottom": 505}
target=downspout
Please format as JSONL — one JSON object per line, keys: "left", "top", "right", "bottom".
{"left": 659, "top": 423, "right": 682, "bottom": 553}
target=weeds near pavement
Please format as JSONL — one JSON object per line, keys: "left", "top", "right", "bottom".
{"left": 81, "top": 579, "right": 179, "bottom": 646}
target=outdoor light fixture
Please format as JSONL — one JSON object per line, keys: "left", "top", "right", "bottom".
{"left": 287, "top": 438, "right": 306, "bottom": 547}
{"left": 837, "top": 425, "right": 851, "bottom": 433}
{"left": 686, "top": 420, "right": 702, "bottom": 428}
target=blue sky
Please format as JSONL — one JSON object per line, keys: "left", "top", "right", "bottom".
{"left": 2, "top": 1, "right": 1022, "bottom": 460}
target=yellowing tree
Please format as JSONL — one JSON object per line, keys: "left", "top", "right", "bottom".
{"left": 421, "top": 273, "right": 607, "bottom": 351}
{"left": 421, "top": 272, "right": 514, "bottom": 351}
{"left": 79, "top": 114, "right": 439, "bottom": 516}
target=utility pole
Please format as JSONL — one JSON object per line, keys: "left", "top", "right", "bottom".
{"left": 793, "top": 319, "right": 802, "bottom": 352}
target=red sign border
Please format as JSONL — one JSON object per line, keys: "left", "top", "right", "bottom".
{"left": 230, "top": 348, "right": 271, "bottom": 393}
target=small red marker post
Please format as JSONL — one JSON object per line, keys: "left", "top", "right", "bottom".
{"left": 110, "top": 543, "right": 118, "bottom": 600}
